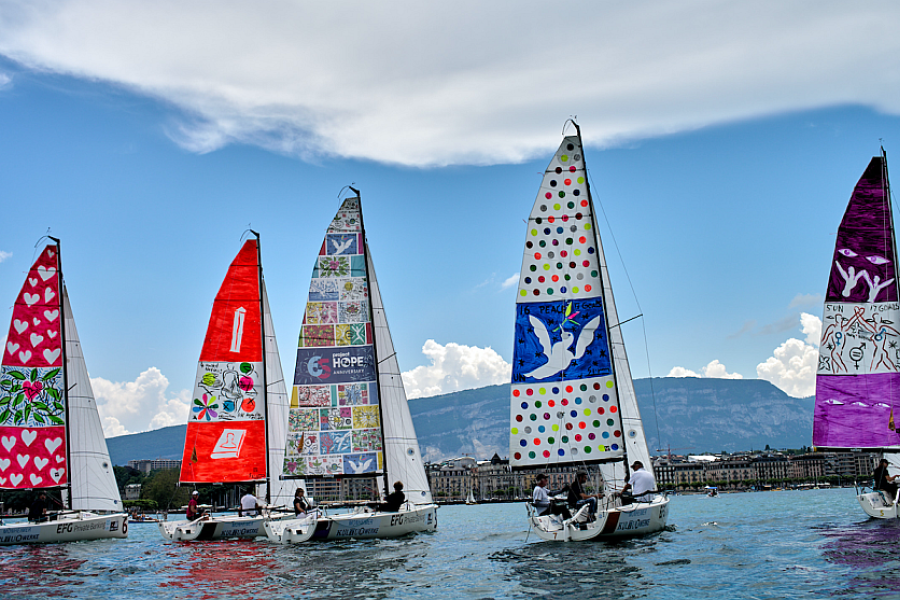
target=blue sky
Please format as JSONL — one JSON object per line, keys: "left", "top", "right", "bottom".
{"left": 1, "top": 1, "right": 900, "bottom": 436}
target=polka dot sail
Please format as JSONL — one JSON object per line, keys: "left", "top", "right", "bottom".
{"left": 510, "top": 134, "right": 625, "bottom": 468}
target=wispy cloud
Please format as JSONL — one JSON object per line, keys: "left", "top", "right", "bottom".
{"left": 789, "top": 293, "right": 822, "bottom": 309}
{"left": 756, "top": 314, "right": 800, "bottom": 336}
{"left": 0, "top": 73, "right": 10, "bottom": 90}
{"left": 500, "top": 273, "right": 519, "bottom": 290}
{"left": 727, "top": 320, "right": 756, "bottom": 339}
{"left": 0, "top": 251, "right": 11, "bottom": 263}
{"left": 1, "top": 2, "right": 899, "bottom": 166}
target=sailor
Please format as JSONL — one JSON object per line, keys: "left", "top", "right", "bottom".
{"left": 618, "top": 461, "right": 656, "bottom": 504}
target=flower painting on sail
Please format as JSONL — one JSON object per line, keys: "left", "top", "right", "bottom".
{"left": 0, "top": 244, "right": 68, "bottom": 489}
{"left": 510, "top": 136, "right": 625, "bottom": 469}
{"left": 180, "top": 240, "right": 267, "bottom": 483}
{"left": 283, "top": 196, "right": 383, "bottom": 478}
{"left": 814, "top": 155, "right": 900, "bottom": 449}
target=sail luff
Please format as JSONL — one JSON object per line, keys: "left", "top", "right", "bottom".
{"left": 62, "top": 288, "right": 122, "bottom": 511}
{"left": 366, "top": 247, "right": 433, "bottom": 504}
{"left": 53, "top": 239, "right": 73, "bottom": 508}
{"left": 813, "top": 155, "right": 900, "bottom": 450}
{"left": 255, "top": 233, "right": 272, "bottom": 500}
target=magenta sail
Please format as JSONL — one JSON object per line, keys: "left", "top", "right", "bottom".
{"left": 813, "top": 155, "right": 900, "bottom": 449}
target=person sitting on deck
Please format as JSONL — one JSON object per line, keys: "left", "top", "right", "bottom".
{"left": 27, "top": 492, "right": 51, "bottom": 523}
{"left": 186, "top": 491, "right": 203, "bottom": 520}
{"left": 567, "top": 471, "right": 602, "bottom": 517}
{"left": 873, "top": 458, "right": 899, "bottom": 503}
{"left": 532, "top": 474, "right": 572, "bottom": 520}
{"left": 617, "top": 461, "right": 656, "bottom": 505}
{"left": 294, "top": 488, "right": 312, "bottom": 517}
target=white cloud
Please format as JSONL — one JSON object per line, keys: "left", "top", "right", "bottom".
{"left": 1, "top": 2, "right": 899, "bottom": 166}
{"left": 0, "top": 251, "right": 11, "bottom": 263}
{"left": 789, "top": 293, "right": 822, "bottom": 309}
{"left": 667, "top": 360, "right": 742, "bottom": 379}
{"left": 756, "top": 313, "right": 821, "bottom": 398}
{"left": 500, "top": 273, "right": 519, "bottom": 290}
{"left": 91, "top": 367, "right": 190, "bottom": 436}
{"left": 0, "top": 73, "right": 9, "bottom": 89}
{"left": 402, "top": 340, "right": 511, "bottom": 398}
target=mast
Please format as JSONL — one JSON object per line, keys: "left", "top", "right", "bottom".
{"left": 354, "top": 186, "right": 391, "bottom": 501}
{"left": 252, "top": 230, "right": 271, "bottom": 503}
{"left": 49, "top": 236, "right": 73, "bottom": 510}
{"left": 572, "top": 122, "right": 631, "bottom": 481}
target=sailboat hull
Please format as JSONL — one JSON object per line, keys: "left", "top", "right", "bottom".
{"left": 858, "top": 491, "right": 900, "bottom": 519}
{"left": 0, "top": 512, "right": 127, "bottom": 545}
{"left": 528, "top": 495, "right": 670, "bottom": 542}
{"left": 310, "top": 504, "right": 438, "bottom": 540}
{"left": 158, "top": 515, "right": 265, "bottom": 541}
{"left": 263, "top": 514, "right": 317, "bottom": 544}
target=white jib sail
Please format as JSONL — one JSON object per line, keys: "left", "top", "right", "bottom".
{"left": 258, "top": 282, "right": 301, "bottom": 506}
{"left": 63, "top": 288, "right": 122, "bottom": 512}
{"left": 367, "top": 248, "right": 433, "bottom": 504}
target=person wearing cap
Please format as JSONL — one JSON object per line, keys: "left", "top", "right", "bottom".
{"left": 532, "top": 474, "right": 572, "bottom": 520}
{"left": 187, "top": 490, "right": 201, "bottom": 520}
{"left": 618, "top": 461, "right": 656, "bottom": 504}
{"left": 567, "top": 471, "right": 602, "bottom": 517}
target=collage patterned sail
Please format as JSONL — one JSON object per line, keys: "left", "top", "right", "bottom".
{"left": 283, "top": 196, "right": 383, "bottom": 479}
{"left": 813, "top": 156, "right": 900, "bottom": 449}
{"left": 180, "top": 240, "right": 268, "bottom": 483}
{"left": 0, "top": 244, "right": 68, "bottom": 490}
{"left": 510, "top": 135, "right": 626, "bottom": 469}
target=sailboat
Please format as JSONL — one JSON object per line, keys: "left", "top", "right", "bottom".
{"left": 812, "top": 151, "right": 900, "bottom": 519}
{"left": 265, "top": 189, "right": 437, "bottom": 543}
{"left": 465, "top": 489, "right": 476, "bottom": 505}
{"left": 509, "top": 123, "right": 669, "bottom": 541}
{"left": 159, "top": 233, "right": 292, "bottom": 541}
{"left": 0, "top": 240, "right": 127, "bottom": 544}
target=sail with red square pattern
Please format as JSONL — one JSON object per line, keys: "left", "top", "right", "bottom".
{"left": 0, "top": 244, "right": 68, "bottom": 489}
{"left": 180, "top": 239, "right": 269, "bottom": 483}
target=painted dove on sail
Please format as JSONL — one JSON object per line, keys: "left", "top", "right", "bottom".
{"left": 510, "top": 136, "right": 625, "bottom": 469}
{"left": 813, "top": 155, "right": 900, "bottom": 449}
{"left": 0, "top": 244, "right": 68, "bottom": 489}
{"left": 283, "top": 196, "right": 383, "bottom": 479}
{"left": 181, "top": 240, "right": 267, "bottom": 483}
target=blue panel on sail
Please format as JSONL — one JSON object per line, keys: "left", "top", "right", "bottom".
{"left": 294, "top": 346, "right": 376, "bottom": 385}
{"left": 512, "top": 298, "right": 611, "bottom": 384}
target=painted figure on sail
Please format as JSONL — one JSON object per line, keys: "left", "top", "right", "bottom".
{"left": 0, "top": 245, "right": 68, "bottom": 489}
{"left": 511, "top": 139, "right": 625, "bottom": 469}
{"left": 284, "top": 197, "right": 383, "bottom": 479}
{"left": 814, "top": 156, "right": 900, "bottom": 448}
{"left": 181, "top": 241, "right": 267, "bottom": 483}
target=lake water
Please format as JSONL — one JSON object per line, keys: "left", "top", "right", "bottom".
{"left": 0, "top": 488, "right": 897, "bottom": 599}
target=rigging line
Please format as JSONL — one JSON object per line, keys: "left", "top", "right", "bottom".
{"left": 610, "top": 314, "right": 642, "bottom": 329}
{"left": 586, "top": 167, "right": 664, "bottom": 458}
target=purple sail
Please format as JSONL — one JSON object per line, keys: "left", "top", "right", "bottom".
{"left": 813, "top": 155, "right": 900, "bottom": 449}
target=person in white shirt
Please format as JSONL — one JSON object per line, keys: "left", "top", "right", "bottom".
{"left": 532, "top": 474, "right": 572, "bottom": 519}
{"left": 239, "top": 491, "right": 261, "bottom": 516}
{"left": 618, "top": 461, "right": 656, "bottom": 504}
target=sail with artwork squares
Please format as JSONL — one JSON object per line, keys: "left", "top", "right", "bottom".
{"left": 0, "top": 241, "right": 126, "bottom": 544}
{"left": 509, "top": 123, "right": 668, "bottom": 541}
{"left": 812, "top": 152, "right": 900, "bottom": 519}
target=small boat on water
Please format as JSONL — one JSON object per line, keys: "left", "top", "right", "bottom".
{"left": 465, "top": 490, "right": 476, "bottom": 505}
{"left": 159, "top": 233, "right": 296, "bottom": 541}
{"left": 812, "top": 151, "right": 900, "bottom": 520}
{"left": 508, "top": 122, "right": 669, "bottom": 541}
{"left": 265, "top": 189, "right": 437, "bottom": 543}
{"left": 0, "top": 240, "right": 127, "bottom": 544}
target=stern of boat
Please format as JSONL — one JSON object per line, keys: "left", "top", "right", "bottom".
{"left": 858, "top": 491, "right": 899, "bottom": 519}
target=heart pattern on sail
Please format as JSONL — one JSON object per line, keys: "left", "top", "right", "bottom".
{"left": 10, "top": 474, "right": 22, "bottom": 486}
{"left": 23, "top": 293, "right": 39, "bottom": 306}
{"left": 29, "top": 474, "right": 42, "bottom": 486}
{"left": 44, "top": 288, "right": 55, "bottom": 303}
{"left": 44, "top": 310, "right": 59, "bottom": 322}
{"left": 0, "top": 426, "right": 67, "bottom": 488}
{"left": 1, "top": 437, "right": 14, "bottom": 452}
{"left": 28, "top": 278, "right": 38, "bottom": 287}
{"left": 30, "top": 333, "right": 44, "bottom": 348}
{"left": 32, "top": 317, "right": 41, "bottom": 326}
{"left": 18, "top": 350, "right": 31, "bottom": 363}
{"left": 45, "top": 438, "right": 62, "bottom": 453}
{"left": 6, "top": 342, "right": 19, "bottom": 355}
{"left": 37, "top": 265, "right": 56, "bottom": 281}
{"left": 49, "top": 468, "right": 64, "bottom": 483}
{"left": 47, "top": 330, "right": 58, "bottom": 338}
{"left": 22, "top": 381, "right": 43, "bottom": 401}
{"left": 0, "top": 459, "right": 9, "bottom": 471}
{"left": 43, "top": 349, "right": 60, "bottom": 364}
{"left": 13, "top": 320, "right": 28, "bottom": 334}
{"left": 17, "top": 454, "right": 30, "bottom": 468}
{"left": 34, "top": 457, "right": 48, "bottom": 470}
{"left": 21, "top": 430, "right": 37, "bottom": 446}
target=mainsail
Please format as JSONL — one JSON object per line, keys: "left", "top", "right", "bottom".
{"left": 181, "top": 239, "right": 268, "bottom": 484}
{"left": 0, "top": 244, "right": 69, "bottom": 491}
{"left": 813, "top": 154, "right": 900, "bottom": 450}
{"left": 283, "top": 196, "right": 385, "bottom": 481}
{"left": 509, "top": 130, "right": 641, "bottom": 478}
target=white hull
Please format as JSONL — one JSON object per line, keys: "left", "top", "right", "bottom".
{"left": 264, "top": 514, "right": 317, "bottom": 544}
{"left": 858, "top": 491, "right": 900, "bottom": 519}
{"left": 0, "top": 512, "right": 127, "bottom": 545}
{"left": 529, "top": 495, "right": 670, "bottom": 542}
{"left": 278, "top": 504, "right": 438, "bottom": 541}
{"left": 158, "top": 515, "right": 265, "bottom": 541}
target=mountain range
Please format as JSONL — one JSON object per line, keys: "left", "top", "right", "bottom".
{"left": 107, "top": 377, "right": 814, "bottom": 466}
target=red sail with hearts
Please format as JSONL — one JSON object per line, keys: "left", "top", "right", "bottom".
{"left": 0, "top": 244, "right": 68, "bottom": 490}
{"left": 180, "top": 240, "right": 268, "bottom": 483}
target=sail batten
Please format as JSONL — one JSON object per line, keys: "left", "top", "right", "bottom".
{"left": 813, "top": 155, "right": 900, "bottom": 451}
{"left": 510, "top": 133, "right": 633, "bottom": 470}
{"left": 180, "top": 239, "right": 269, "bottom": 484}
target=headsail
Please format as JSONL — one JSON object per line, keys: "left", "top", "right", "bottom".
{"left": 0, "top": 244, "right": 69, "bottom": 490}
{"left": 813, "top": 155, "right": 900, "bottom": 450}
{"left": 181, "top": 239, "right": 268, "bottom": 483}
{"left": 283, "top": 196, "right": 384, "bottom": 480}
{"left": 510, "top": 133, "right": 627, "bottom": 470}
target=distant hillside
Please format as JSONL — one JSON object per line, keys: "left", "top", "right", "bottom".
{"left": 107, "top": 377, "right": 815, "bottom": 465}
